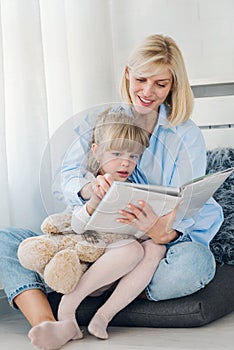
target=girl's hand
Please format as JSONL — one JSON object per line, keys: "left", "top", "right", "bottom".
{"left": 117, "top": 200, "right": 181, "bottom": 244}
{"left": 79, "top": 173, "right": 113, "bottom": 201}
{"left": 87, "top": 174, "right": 114, "bottom": 215}
{"left": 91, "top": 173, "right": 114, "bottom": 198}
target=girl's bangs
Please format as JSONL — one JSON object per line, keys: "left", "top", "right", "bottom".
{"left": 103, "top": 138, "right": 145, "bottom": 154}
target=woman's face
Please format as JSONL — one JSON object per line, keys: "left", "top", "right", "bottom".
{"left": 125, "top": 67, "right": 172, "bottom": 115}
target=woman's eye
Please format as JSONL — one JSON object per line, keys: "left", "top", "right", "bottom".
{"left": 136, "top": 77, "right": 145, "bottom": 82}
{"left": 157, "top": 83, "right": 166, "bottom": 88}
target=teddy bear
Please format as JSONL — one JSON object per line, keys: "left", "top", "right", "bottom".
{"left": 17, "top": 210, "right": 130, "bottom": 294}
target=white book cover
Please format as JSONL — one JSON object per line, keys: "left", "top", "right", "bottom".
{"left": 85, "top": 167, "right": 233, "bottom": 235}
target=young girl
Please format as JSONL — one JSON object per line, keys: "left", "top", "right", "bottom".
{"left": 28, "top": 110, "right": 166, "bottom": 350}
{"left": 71, "top": 109, "right": 149, "bottom": 235}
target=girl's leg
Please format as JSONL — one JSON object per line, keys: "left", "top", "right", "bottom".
{"left": 88, "top": 239, "right": 165, "bottom": 339}
{"left": 28, "top": 239, "right": 144, "bottom": 349}
{"left": 146, "top": 241, "right": 216, "bottom": 301}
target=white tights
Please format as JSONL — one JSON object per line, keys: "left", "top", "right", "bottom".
{"left": 28, "top": 239, "right": 165, "bottom": 350}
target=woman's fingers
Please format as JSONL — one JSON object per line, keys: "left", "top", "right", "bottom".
{"left": 117, "top": 209, "right": 137, "bottom": 223}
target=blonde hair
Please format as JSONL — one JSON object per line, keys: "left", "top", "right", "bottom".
{"left": 87, "top": 109, "right": 149, "bottom": 175}
{"left": 120, "top": 34, "right": 194, "bottom": 126}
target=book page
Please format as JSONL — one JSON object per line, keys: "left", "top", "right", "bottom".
{"left": 115, "top": 181, "right": 180, "bottom": 196}
{"left": 178, "top": 167, "right": 233, "bottom": 218}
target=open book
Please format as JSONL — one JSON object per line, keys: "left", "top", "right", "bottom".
{"left": 84, "top": 168, "right": 233, "bottom": 235}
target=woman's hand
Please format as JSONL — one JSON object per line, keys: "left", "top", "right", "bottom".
{"left": 117, "top": 200, "right": 181, "bottom": 244}
{"left": 86, "top": 174, "right": 114, "bottom": 215}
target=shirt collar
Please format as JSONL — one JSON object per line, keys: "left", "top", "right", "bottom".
{"left": 156, "top": 104, "right": 177, "bottom": 133}
{"left": 120, "top": 103, "right": 177, "bottom": 133}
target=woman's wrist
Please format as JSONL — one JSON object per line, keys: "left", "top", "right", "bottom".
{"left": 168, "top": 229, "right": 181, "bottom": 242}
{"left": 147, "top": 227, "right": 181, "bottom": 244}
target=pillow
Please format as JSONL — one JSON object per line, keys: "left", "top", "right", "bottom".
{"left": 206, "top": 148, "right": 234, "bottom": 265}
{"left": 48, "top": 264, "right": 234, "bottom": 327}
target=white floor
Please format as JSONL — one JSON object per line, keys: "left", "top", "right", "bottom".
{"left": 0, "top": 308, "right": 234, "bottom": 350}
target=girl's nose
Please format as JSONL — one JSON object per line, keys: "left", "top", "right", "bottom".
{"left": 121, "top": 158, "right": 130, "bottom": 166}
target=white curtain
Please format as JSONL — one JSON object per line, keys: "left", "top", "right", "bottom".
{"left": 0, "top": 0, "right": 117, "bottom": 231}
{"left": 1, "top": 0, "right": 233, "bottom": 231}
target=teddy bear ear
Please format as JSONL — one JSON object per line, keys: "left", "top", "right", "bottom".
{"left": 41, "top": 215, "right": 60, "bottom": 234}
{"left": 41, "top": 212, "right": 74, "bottom": 235}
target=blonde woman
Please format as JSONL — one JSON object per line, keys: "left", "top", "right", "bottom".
{"left": 0, "top": 34, "right": 223, "bottom": 349}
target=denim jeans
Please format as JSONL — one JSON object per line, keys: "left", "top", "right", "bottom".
{"left": 0, "top": 228, "right": 53, "bottom": 308}
{"left": 146, "top": 240, "right": 216, "bottom": 300}
{"left": 0, "top": 228, "right": 216, "bottom": 307}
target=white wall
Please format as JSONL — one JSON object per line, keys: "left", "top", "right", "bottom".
{"left": 108, "top": 0, "right": 234, "bottom": 150}
{"left": 110, "top": 0, "right": 234, "bottom": 87}
{"left": 191, "top": 96, "right": 234, "bottom": 149}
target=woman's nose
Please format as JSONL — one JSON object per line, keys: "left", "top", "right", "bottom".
{"left": 143, "top": 82, "right": 154, "bottom": 96}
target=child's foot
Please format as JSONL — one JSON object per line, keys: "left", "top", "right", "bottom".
{"left": 88, "top": 313, "right": 109, "bottom": 340}
{"left": 28, "top": 319, "right": 83, "bottom": 350}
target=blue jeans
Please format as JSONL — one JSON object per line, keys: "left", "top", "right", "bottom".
{"left": 0, "top": 228, "right": 53, "bottom": 308}
{"left": 146, "top": 240, "right": 216, "bottom": 300}
{"left": 0, "top": 228, "right": 216, "bottom": 307}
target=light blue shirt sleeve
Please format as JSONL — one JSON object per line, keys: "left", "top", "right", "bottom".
{"left": 60, "top": 108, "right": 99, "bottom": 206}
{"left": 186, "top": 197, "right": 223, "bottom": 247}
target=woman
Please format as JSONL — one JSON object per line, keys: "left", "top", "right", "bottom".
{"left": 60, "top": 33, "right": 223, "bottom": 299}
{"left": 0, "top": 34, "right": 223, "bottom": 348}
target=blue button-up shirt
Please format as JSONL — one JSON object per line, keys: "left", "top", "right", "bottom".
{"left": 59, "top": 103, "right": 223, "bottom": 247}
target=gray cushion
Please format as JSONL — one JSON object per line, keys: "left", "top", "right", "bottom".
{"left": 48, "top": 264, "right": 234, "bottom": 327}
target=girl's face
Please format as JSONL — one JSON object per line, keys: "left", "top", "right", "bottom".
{"left": 92, "top": 145, "right": 139, "bottom": 181}
{"left": 125, "top": 67, "right": 172, "bottom": 114}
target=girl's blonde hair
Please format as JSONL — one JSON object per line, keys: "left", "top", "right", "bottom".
{"left": 120, "top": 34, "right": 194, "bottom": 126}
{"left": 87, "top": 109, "right": 149, "bottom": 175}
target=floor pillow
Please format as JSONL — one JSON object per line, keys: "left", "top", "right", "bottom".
{"left": 48, "top": 147, "right": 234, "bottom": 327}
